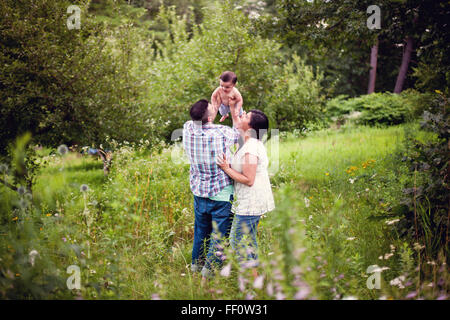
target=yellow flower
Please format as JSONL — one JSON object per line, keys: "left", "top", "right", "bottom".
{"left": 46, "top": 213, "right": 52, "bottom": 217}
{"left": 12, "top": 216, "right": 18, "bottom": 221}
{"left": 40, "top": 227, "right": 43, "bottom": 231}
{"left": 15, "top": 273, "right": 20, "bottom": 277}
{"left": 325, "top": 172, "right": 329, "bottom": 176}
{"left": 309, "top": 196, "right": 313, "bottom": 199}
{"left": 435, "top": 90, "right": 442, "bottom": 94}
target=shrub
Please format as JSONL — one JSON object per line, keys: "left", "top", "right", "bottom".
{"left": 324, "top": 91, "right": 433, "bottom": 126}
{"left": 396, "top": 92, "right": 449, "bottom": 262}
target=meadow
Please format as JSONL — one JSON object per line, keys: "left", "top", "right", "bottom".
{"left": 3, "top": 123, "right": 446, "bottom": 299}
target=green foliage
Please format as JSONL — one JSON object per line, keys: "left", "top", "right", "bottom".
{"left": 0, "top": 0, "right": 156, "bottom": 155}
{"left": 396, "top": 92, "right": 449, "bottom": 262}
{"left": 324, "top": 91, "right": 434, "bottom": 126}
{"left": 265, "top": 54, "right": 325, "bottom": 131}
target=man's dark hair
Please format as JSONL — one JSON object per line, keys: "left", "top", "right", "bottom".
{"left": 248, "top": 109, "right": 269, "bottom": 140}
{"left": 190, "top": 99, "right": 209, "bottom": 123}
{"left": 220, "top": 71, "right": 237, "bottom": 84}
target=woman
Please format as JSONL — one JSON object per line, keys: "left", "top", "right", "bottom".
{"left": 217, "top": 101, "right": 275, "bottom": 271}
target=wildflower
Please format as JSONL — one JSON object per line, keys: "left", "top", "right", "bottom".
{"left": 383, "top": 253, "right": 394, "bottom": 260}
{"left": 390, "top": 275, "right": 406, "bottom": 289}
{"left": 80, "top": 184, "right": 89, "bottom": 193}
{"left": 151, "top": 293, "right": 161, "bottom": 300}
{"left": 406, "top": 291, "right": 417, "bottom": 299}
{"left": 266, "top": 282, "right": 274, "bottom": 296}
{"left": 238, "top": 276, "right": 247, "bottom": 292}
{"left": 16, "top": 273, "right": 20, "bottom": 277}
{"left": 57, "top": 144, "right": 69, "bottom": 155}
{"left": 325, "top": 172, "right": 329, "bottom": 176}
{"left": 253, "top": 275, "right": 264, "bottom": 289}
{"left": 62, "top": 237, "right": 67, "bottom": 242}
{"left": 349, "top": 178, "right": 355, "bottom": 184}
{"left": 275, "top": 291, "right": 285, "bottom": 300}
{"left": 46, "top": 213, "right": 52, "bottom": 217}
{"left": 385, "top": 219, "right": 400, "bottom": 225}
{"left": 437, "top": 294, "right": 448, "bottom": 300}
{"left": 435, "top": 90, "right": 443, "bottom": 94}
{"left": 294, "top": 287, "right": 310, "bottom": 300}
{"left": 346, "top": 237, "right": 356, "bottom": 241}
{"left": 12, "top": 216, "right": 18, "bottom": 221}
{"left": 304, "top": 197, "right": 310, "bottom": 208}
{"left": 29, "top": 250, "right": 39, "bottom": 266}
{"left": 220, "top": 263, "right": 231, "bottom": 277}
{"left": 342, "top": 296, "right": 358, "bottom": 300}
{"left": 413, "top": 243, "right": 425, "bottom": 251}
{"left": 180, "top": 273, "right": 186, "bottom": 277}
{"left": 245, "top": 293, "right": 255, "bottom": 300}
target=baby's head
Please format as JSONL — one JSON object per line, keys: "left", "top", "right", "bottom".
{"left": 219, "top": 71, "right": 237, "bottom": 94}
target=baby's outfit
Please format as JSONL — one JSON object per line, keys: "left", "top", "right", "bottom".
{"left": 219, "top": 103, "right": 244, "bottom": 117}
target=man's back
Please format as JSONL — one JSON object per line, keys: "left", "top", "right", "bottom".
{"left": 183, "top": 120, "right": 239, "bottom": 198}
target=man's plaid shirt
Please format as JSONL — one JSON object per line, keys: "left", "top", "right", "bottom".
{"left": 183, "top": 120, "right": 240, "bottom": 198}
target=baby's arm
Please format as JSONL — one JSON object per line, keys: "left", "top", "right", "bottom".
{"left": 231, "top": 88, "right": 243, "bottom": 115}
{"left": 211, "top": 87, "right": 221, "bottom": 113}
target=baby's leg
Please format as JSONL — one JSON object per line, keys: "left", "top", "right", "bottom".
{"left": 219, "top": 114, "right": 229, "bottom": 122}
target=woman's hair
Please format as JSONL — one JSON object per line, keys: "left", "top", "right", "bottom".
{"left": 220, "top": 71, "right": 237, "bottom": 84}
{"left": 190, "top": 99, "right": 209, "bottom": 123}
{"left": 248, "top": 109, "right": 269, "bottom": 140}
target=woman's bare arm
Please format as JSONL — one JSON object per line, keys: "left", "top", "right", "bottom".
{"left": 217, "top": 153, "right": 257, "bottom": 187}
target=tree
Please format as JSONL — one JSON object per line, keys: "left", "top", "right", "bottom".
{"left": 0, "top": 0, "right": 155, "bottom": 156}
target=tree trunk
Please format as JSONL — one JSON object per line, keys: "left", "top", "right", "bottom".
{"left": 394, "top": 36, "right": 414, "bottom": 93}
{"left": 367, "top": 38, "right": 378, "bottom": 94}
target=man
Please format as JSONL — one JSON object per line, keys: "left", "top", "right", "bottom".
{"left": 183, "top": 99, "right": 241, "bottom": 279}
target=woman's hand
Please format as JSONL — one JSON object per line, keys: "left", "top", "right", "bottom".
{"left": 216, "top": 153, "right": 230, "bottom": 172}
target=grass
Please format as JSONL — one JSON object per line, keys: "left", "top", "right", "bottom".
{"left": 1, "top": 123, "right": 447, "bottom": 299}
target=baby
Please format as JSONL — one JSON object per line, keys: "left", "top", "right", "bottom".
{"left": 211, "top": 71, "right": 244, "bottom": 122}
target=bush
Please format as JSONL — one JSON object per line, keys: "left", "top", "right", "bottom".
{"left": 324, "top": 91, "right": 433, "bottom": 126}
{"left": 0, "top": 0, "right": 156, "bottom": 155}
{"left": 396, "top": 92, "right": 449, "bottom": 262}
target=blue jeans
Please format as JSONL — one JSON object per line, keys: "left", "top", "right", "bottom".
{"left": 191, "top": 195, "right": 233, "bottom": 277}
{"left": 230, "top": 215, "right": 261, "bottom": 266}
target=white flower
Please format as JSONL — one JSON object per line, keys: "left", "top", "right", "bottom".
{"left": 346, "top": 237, "right": 356, "bottom": 241}
{"left": 385, "top": 219, "right": 400, "bottom": 225}
{"left": 294, "top": 287, "right": 310, "bottom": 300}
{"left": 390, "top": 275, "right": 406, "bottom": 289}
{"left": 342, "top": 296, "right": 358, "bottom": 300}
{"left": 253, "top": 275, "right": 264, "bottom": 289}
{"left": 29, "top": 250, "right": 39, "bottom": 266}
{"left": 220, "top": 263, "right": 231, "bottom": 277}
{"left": 384, "top": 253, "right": 394, "bottom": 260}
{"left": 304, "top": 197, "right": 310, "bottom": 208}
{"left": 349, "top": 178, "right": 355, "bottom": 184}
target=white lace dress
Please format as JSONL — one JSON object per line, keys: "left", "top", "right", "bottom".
{"left": 231, "top": 138, "right": 275, "bottom": 216}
